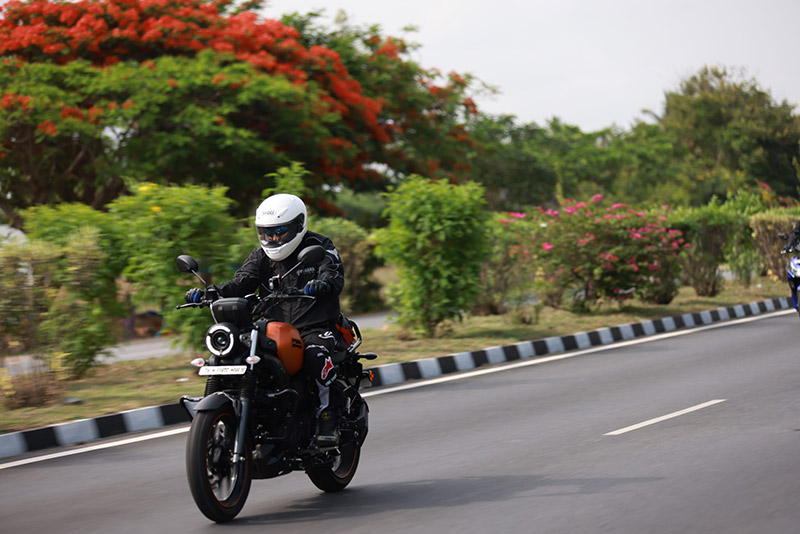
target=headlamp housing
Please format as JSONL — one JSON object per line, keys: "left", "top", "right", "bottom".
{"left": 205, "top": 323, "right": 240, "bottom": 357}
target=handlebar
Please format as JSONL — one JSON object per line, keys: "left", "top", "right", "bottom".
{"left": 177, "top": 289, "right": 314, "bottom": 311}
{"left": 176, "top": 300, "right": 211, "bottom": 310}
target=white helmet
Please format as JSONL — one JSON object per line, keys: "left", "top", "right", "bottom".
{"left": 255, "top": 194, "right": 308, "bottom": 261}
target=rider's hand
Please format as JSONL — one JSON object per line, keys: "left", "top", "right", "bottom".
{"left": 185, "top": 288, "right": 204, "bottom": 303}
{"left": 303, "top": 279, "right": 329, "bottom": 296}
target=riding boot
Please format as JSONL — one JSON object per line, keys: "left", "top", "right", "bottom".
{"left": 315, "top": 408, "right": 340, "bottom": 447}
{"left": 314, "top": 383, "right": 342, "bottom": 446}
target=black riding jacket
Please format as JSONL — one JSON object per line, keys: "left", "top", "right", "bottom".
{"left": 788, "top": 220, "right": 800, "bottom": 250}
{"left": 214, "top": 231, "right": 344, "bottom": 331}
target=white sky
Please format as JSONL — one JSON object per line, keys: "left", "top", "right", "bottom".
{"left": 264, "top": 0, "right": 800, "bottom": 132}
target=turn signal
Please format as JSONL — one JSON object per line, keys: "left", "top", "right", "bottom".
{"left": 246, "top": 355, "right": 261, "bottom": 365}
{"left": 190, "top": 358, "right": 206, "bottom": 368}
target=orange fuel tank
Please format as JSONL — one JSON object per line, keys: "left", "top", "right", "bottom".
{"left": 266, "top": 321, "right": 304, "bottom": 375}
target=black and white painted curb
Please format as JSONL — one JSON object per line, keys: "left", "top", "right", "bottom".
{"left": 1, "top": 296, "right": 793, "bottom": 460}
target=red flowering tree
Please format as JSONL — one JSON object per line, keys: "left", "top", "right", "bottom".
{"left": 284, "top": 13, "right": 481, "bottom": 181}
{"left": 0, "top": 0, "right": 480, "bottom": 225}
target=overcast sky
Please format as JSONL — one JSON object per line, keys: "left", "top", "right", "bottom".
{"left": 264, "top": 0, "right": 800, "bottom": 132}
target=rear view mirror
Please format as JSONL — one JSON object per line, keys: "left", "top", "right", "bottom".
{"left": 298, "top": 245, "right": 325, "bottom": 265}
{"left": 176, "top": 255, "right": 199, "bottom": 273}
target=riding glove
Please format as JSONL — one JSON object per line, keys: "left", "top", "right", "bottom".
{"left": 185, "top": 288, "right": 204, "bottom": 303}
{"left": 304, "top": 279, "right": 329, "bottom": 296}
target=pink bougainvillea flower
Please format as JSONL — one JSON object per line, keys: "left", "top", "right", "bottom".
{"left": 591, "top": 194, "right": 603, "bottom": 203}
{"left": 542, "top": 242, "right": 555, "bottom": 251}
{"left": 509, "top": 212, "right": 527, "bottom": 219}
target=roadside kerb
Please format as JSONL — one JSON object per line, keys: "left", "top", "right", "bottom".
{"left": 0, "top": 296, "right": 792, "bottom": 460}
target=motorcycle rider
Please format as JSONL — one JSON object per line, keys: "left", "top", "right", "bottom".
{"left": 784, "top": 219, "right": 800, "bottom": 253}
{"left": 185, "top": 193, "right": 345, "bottom": 446}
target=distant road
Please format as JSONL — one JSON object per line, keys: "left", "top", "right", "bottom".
{"left": 2, "top": 311, "right": 799, "bottom": 533}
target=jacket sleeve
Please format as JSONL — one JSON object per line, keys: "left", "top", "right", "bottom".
{"left": 214, "top": 247, "right": 264, "bottom": 297}
{"left": 788, "top": 220, "right": 800, "bottom": 249}
{"left": 317, "top": 237, "right": 345, "bottom": 297}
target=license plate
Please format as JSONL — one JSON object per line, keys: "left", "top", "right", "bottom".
{"left": 198, "top": 365, "right": 247, "bottom": 376}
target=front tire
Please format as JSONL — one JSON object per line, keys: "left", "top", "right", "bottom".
{"left": 306, "top": 441, "right": 361, "bottom": 492}
{"left": 186, "top": 407, "right": 252, "bottom": 522}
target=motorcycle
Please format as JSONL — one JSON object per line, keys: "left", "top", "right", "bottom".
{"left": 175, "top": 245, "right": 377, "bottom": 523}
{"left": 778, "top": 231, "right": 800, "bottom": 319}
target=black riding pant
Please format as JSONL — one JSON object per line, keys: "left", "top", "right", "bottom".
{"left": 301, "top": 328, "right": 339, "bottom": 415}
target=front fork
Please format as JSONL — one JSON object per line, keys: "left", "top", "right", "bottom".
{"left": 788, "top": 271, "right": 799, "bottom": 310}
{"left": 233, "top": 328, "right": 259, "bottom": 464}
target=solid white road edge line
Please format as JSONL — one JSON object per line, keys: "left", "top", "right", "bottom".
{"left": 1, "top": 308, "right": 791, "bottom": 469}
{"left": 604, "top": 399, "right": 727, "bottom": 436}
{"left": 0, "top": 427, "right": 190, "bottom": 471}
{"left": 364, "top": 309, "right": 792, "bottom": 397}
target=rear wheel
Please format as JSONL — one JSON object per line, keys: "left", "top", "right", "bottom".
{"left": 186, "top": 407, "right": 252, "bottom": 522}
{"left": 306, "top": 441, "right": 361, "bottom": 492}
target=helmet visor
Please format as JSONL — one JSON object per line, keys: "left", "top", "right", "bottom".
{"left": 257, "top": 222, "right": 298, "bottom": 248}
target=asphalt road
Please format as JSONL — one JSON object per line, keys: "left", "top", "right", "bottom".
{"left": 2, "top": 311, "right": 800, "bottom": 533}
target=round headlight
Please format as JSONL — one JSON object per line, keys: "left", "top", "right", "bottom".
{"left": 205, "top": 323, "right": 238, "bottom": 356}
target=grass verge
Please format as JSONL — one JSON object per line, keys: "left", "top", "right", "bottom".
{"left": 0, "top": 277, "right": 788, "bottom": 434}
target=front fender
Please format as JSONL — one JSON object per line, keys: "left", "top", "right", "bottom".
{"left": 180, "top": 392, "right": 239, "bottom": 421}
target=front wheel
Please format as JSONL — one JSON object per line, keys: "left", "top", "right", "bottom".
{"left": 186, "top": 407, "right": 252, "bottom": 522}
{"left": 306, "top": 441, "right": 361, "bottom": 492}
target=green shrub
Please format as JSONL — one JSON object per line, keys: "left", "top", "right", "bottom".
{"left": 669, "top": 201, "right": 749, "bottom": 297}
{"left": 716, "top": 191, "right": 769, "bottom": 287}
{"left": 475, "top": 212, "right": 540, "bottom": 317}
{"left": 375, "top": 176, "right": 490, "bottom": 336}
{"left": 23, "top": 203, "right": 129, "bottom": 326}
{"left": 0, "top": 239, "right": 59, "bottom": 354}
{"left": 310, "top": 216, "right": 382, "bottom": 314}
{"left": 750, "top": 209, "right": 800, "bottom": 281}
{"left": 0, "top": 228, "right": 115, "bottom": 377}
{"left": 336, "top": 188, "right": 388, "bottom": 229}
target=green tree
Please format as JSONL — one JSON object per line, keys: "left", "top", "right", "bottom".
{"left": 465, "top": 114, "right": 557, "bottom": 210}
{"left": 534, "top": 118, "right": 623, "bottom": 202}
{"left": 658, "top": 66, "right": 800, "bottom": 204}
{"left": 375, "top": 176, "right": 489, "bottom": 336}
{"left": 608, "top": 120, "right": 684, "bottom": 205}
